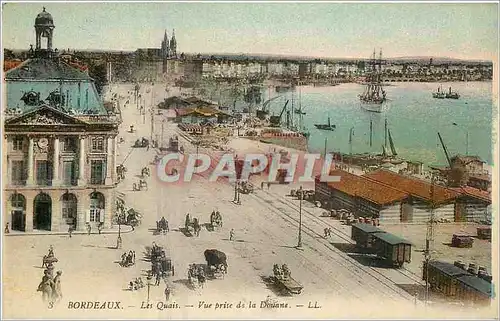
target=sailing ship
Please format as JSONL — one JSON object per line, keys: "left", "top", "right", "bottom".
{"left": 432, "top": 85, "right": 446, "bottom": 99}
{"left": 359, "top": 49, "right": 387, "bottom": 112}
{"left": 314, "top": 117, "right": 336, "bottom": 131}
{"left": 445, "top": 86, "right": 460, "bottom": 99}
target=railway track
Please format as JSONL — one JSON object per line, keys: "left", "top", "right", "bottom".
{"left": 247, "top": 187, "right": 419, "bottom": 302}
{"left": 174, "top": 134, "right": 420, "bottom": 301}
{"left": 263, "top": 188, "right": 424, "bottom": 285}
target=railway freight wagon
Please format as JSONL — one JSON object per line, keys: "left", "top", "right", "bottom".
{"left": 351, "top": 223, "right": 384, "bottom": 249}
{"left": 351, "top": 223, "right": 412, "bottom": 268}
{"left": 371, "top": 232, "right": 412, "bottom": 267}
{"left": 423, "top": 260, "right": 492, "bottom": 305}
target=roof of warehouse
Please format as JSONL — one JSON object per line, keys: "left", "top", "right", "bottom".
{"left": 364, "top": 169, "right": 460, "bottom": 204}
{"left": 324, "top": 170, "right": 409, "bottom": 206}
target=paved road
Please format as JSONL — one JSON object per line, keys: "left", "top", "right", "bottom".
{"left": 4, "top": 82, "right": 480, "bottom": 319}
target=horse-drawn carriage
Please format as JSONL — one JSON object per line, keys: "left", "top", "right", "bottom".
{"left": 185, "top": 214, "right": 201, "bottom": 237}
{"left": 204, "top": 249, "right": 228, "bottom": 279}
{"left": 239, "top": 181, "right": 254, "bottom": 194}
{"left": 133, "top": 179, "right": 148, "bottom": 191}
{"left": 290, "top": 189, "right": 315, "bottom": 202}
{"left": 141, "top": 167, "right": 151, "bottom": 178}
{"left": 118, "top": 208, "right": 142, "bottom": 227}
{"left": 133, "top": 137, "right": 149, "bottom": 148}
{"left": 272, "top": 264, "right": 303, "bottom": 295}
{"left": 148, "top": 244, "right": 175, "bottom": 278}
{"left": 116, "top": 164, "right": 127, "bottom": 182}
{"left": 169, "top": 136, "right": 179, "bottom": 152}
{"left": 156, "top": 217, "right": 169, "bottom": 234}
{"left": 209, "top": 211, "right": 223, "bottom": 230}
{"left": 188, "top": 264, "right": 206, "bottom": 289}
{"left": 42, "top": 254, "right": 58, "bottom": 268}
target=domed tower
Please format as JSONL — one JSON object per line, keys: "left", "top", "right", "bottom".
{"left": 169, "top": 29, "right": 177, "bottom": 57}
{"left": 34, "top": 7, "right": 55, "bottom": 57}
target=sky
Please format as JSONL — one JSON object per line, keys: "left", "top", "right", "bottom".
{"left": 1, "top": 2, "right": 498, "bottom": 61}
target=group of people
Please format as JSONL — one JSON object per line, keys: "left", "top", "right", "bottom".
{"left": 150, "top": 243, "right": 172, "bottom": 282}
{"left": 128, "top": 277, "right": 145, "bottom": 291}
{"left": 188, "top": 264, "right": 206, "bottom": 288}
{"left": 210, "top": 210, "right": 223, "bottom": 228}
{"left": 273, "top": 264, "right": 291, "bottom": 281}
{"left": 121, "top": 251, "right": 136, "bottom": 267}
{"left": 156, "top": 217, "right": 169, "bottom": 233}
{"left": 37, "top": 246, "right": 63, "bottom": 305}
{"left": 84, "top": 222, "right": 104, "bottom": 235}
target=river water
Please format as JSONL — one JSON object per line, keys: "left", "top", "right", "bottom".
{"left": 259, "top": 82, "right": 494, "bottom": 166}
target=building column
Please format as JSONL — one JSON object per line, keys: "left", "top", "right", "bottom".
{"left": 105, "top": 136, "right": 114, "bottom": 185}
{"left": 113, "top": 136, "right": 117, "bottom": 182}
{"left": 52, "top": 137, "right": 60, "bottom": 186}
{"left": 76, "top": 191, "right": 87, "bottom": 232}
{"left": 26, "top": 137, "right": 35, "bottom": 186}
{"left": 25, "top": 193, "right": 34, "bottom": 232}
{"left": 78, "top": 136, "right": 86, "bottom": 186}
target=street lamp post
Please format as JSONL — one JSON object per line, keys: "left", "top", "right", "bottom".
{"left": 146, "top": 275, "right": 152, "bottom": 304}
{"left": 116, "top": 220, "right": 122, "bottom": 249}
{"left": 297, "top": 186, "right": 303, "bottom": 249}
{"left": 161, "top": 120, "right": 165, "bottom": 149}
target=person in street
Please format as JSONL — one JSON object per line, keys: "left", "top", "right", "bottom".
{"left": 98, "top": 223, "right": 103, "bottom": 234}
{"left": 86, "top": 223, "right": 91, "bottom": 235}
{"left": 68, "top": 226, "right": 73, "bottom": 238}
{"left": 4, "top": 222, "right": 9, "bottom": 234}
{"left": 155, "top": 271, "right": 161, "bottom": 286}
{"left": 52, "top": 271, "right": 62, "bottom": 303}
{"left": 164, "top": 285, "right": 171, "bottom": 302}
{"left": 229, "top": 229, "right": 235, "bottom": 241}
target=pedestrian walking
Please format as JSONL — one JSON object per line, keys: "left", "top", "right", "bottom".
{"left": 4, "top": 222, "right": 9, "bottom": 234}
{"left": 164, "top": 286, "right": 171, "bottom": 302}
{"left": 52, "top": 271, "right": 63, "bottom": 303}
{"left": 86, "top": 223, "right": 91, "bottom": 235}
{"left": 98, "top": 223, "right": 103, "bottom": 234}
{"left": 68, "top": 226, "right": 73, "bottom": 238}
{"left": 229, "top": 229, "right": 235, "bottom": 241}
{"left": 155, "top": 271, "right": 161, "bottom": 286}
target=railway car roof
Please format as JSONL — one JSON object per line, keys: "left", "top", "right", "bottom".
{"left": 456, "top": 275, "right": 492, "bottom": 296}
{"left": 352, "top": 223, "right": 385, "bottom": 234}
{"left": 372, "top": 232, "right": 412, "bottom": 245}
{"left": 428, "top": 260, "right": 469, "bottom": 277}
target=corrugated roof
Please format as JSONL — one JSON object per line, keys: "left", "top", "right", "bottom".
{"left": 364, "top": 169, "right": 459, "bottom": 204}
{"left": 325, "top": 170, "right": 409, "bottom": 206}
{"left": 451, "top": 186, "right": 491, "bottom": 203}
{"left": 456, "top": 275, "right": 492, "bottom": 296}
{"left": 372, "top": 232, "right": 412, "bottom": 245}
{"left": 352, "top": 223, "right": 385, "bottom": 234}
{"left": 6, "top": 58, "right": 91, "bottom": 80}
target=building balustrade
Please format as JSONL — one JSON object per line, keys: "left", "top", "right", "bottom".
{"left": 61, "top": 178, "right": 78, "bottom": 186}
{"left": 9, "top": 180, "right": 26, "bottom": 186}
{"left": 36, "top": 179, "right": 52, "bottom": 186}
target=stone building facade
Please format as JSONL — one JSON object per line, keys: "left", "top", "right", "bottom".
{"left": 3, "top": 8, "right": 119, "bottom": 233}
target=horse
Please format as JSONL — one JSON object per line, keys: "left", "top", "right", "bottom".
{"left": 192, "top": 218, "right": 201, "bottom": 237}
{"left": 37, "top": 277, "right": 54, "bottom": 303}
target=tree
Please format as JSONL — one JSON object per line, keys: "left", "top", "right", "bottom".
{"left": 88, "top": 62, "right": 107, "bottom": 95}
